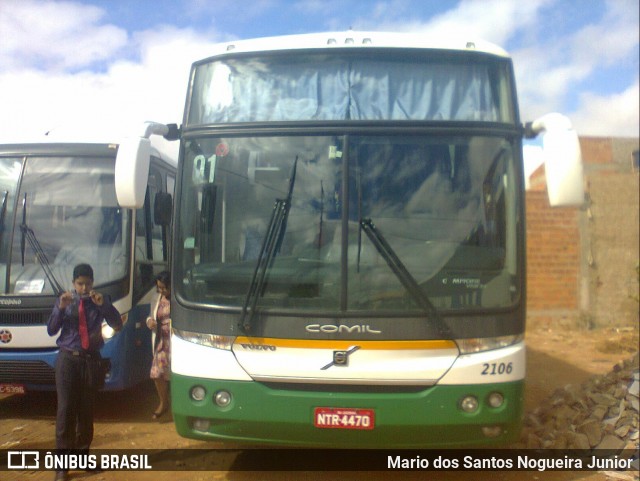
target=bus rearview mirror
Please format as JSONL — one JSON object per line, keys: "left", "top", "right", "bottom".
{"left": 115, "top": 136, "right": 151, "bottom": 209}
{"left": 530, "top": 113, "right": 584, "bottom": 207}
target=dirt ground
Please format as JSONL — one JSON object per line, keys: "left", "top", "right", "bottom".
{"left": 1, "top": 323, "right": 638, "bottom": 481}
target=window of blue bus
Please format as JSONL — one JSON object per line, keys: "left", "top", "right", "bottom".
{"left": 0, "top": 157, "right": 23, "bottom": 293}
{"left": 10, "top": 156, "right": 129, "bottom": 293}
{"left": 134, "top": 164, "right": 168, "bottom": 298}
{"left": 176, "top": 133, "right": 520, "bottom": 313}
{"left": 187, "top": 51, "right": 515, "bottom": 124}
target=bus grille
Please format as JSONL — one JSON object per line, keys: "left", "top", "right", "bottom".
{"left": 0, "top": 360, "right": 56, "bottom": 385}
{"left": 0, "top": 311, "right": 50, "bottom": 326}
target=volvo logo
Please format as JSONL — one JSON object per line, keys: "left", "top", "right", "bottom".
{"left": 333, "top": 351, "right": 349, "bottom": 365}
{"left": 305, "top": 324, "right": 381, "bottom": 334}
{"left": 0, "top": 329, "right": 13, "bottom": 344}
{"left": 321, "top": 346, "right": 360, "bottom": 370}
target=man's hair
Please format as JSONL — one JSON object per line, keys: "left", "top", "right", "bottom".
{"left": 73, "top": 263, "right": 94, "bottom": 281}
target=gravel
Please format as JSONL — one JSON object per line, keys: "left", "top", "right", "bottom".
{"left": 516, "top": 351, "right": 639, "bottom": 478}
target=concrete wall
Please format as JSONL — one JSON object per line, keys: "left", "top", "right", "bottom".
{"left": 581, "top": 137, "right": 639, "bottom": 327}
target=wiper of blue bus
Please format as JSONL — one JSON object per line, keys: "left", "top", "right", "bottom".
{"left": 0, "top": 191, "right": 7, "bottom": 246}
{"left": 239, "top": 156, "right": 298, "bottom": 333}
{"left": 360, "top": 218, "right": 450, "bottom": 337}
{"left": 20, "top": 193, "right": 65, "bottom": 296}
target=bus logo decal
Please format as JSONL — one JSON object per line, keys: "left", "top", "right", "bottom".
{"left": 0, "top": 329, "right": 12, "bottom": 344}
{"left": 305, "top": 324, "right": 381, "bottom": 334}
{"left": 240, "top": 343, "right": 276, "bottom": 351}
{"left": 0, "top": 298, "right": 21, "bottom": 305}
{"left": 321, "top": 346, "right": 360, "bottom": 370}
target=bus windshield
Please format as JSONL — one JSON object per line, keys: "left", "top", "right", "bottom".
{"left": 0, "top": 155, "right": 129, "bottom": 295}
{"left": 187, "top": 51, "right": 515, "bottom": 124}
{"left": 177, "top": 134, "right": 519, "bottom": 313}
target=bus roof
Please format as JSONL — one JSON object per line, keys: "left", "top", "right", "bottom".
{"left": 0, "top": 142, "right": 175, "bottom": 167}
{"left": 0, "top": 142, "right": 118, "bottom": 158}
{"left": 200, "top": 31, "right": 510, "bottom": 61}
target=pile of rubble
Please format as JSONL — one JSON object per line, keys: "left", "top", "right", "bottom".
{"left": 518, "top": 351, "right": 639, "bottom": 475}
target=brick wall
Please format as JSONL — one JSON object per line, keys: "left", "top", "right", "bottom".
{"left": 526, "top": 191, "right": 580, "bottom": 324}
{"left": 526, "top": 136, "right": 639, "bottom": 328}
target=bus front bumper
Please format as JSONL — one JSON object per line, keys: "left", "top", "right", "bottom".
{"left": 171, "top": 374, "right": 524, "bottom": 448}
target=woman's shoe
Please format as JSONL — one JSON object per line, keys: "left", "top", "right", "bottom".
{"left": 152, "top": 408, "right": 167, "bottom": 420}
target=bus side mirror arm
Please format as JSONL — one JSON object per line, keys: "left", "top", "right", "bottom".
{"left": 115, "top": 122, "right": 174, "bottom": 209}
{"left": 164, "top": 123, "right": 181, "bottom": 141}
{"left": 524, "top": 113, "right": 584, "bottom": 207}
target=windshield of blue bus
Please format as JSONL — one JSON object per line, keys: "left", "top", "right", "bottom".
{"left": 0, "top": 156, "right": 129, "bottom": 295}
{"left": 187, "top": 51, "right": 515, "bottom": 124}
{"left": 177, "top": 134, "right": 520, "bottom": 313}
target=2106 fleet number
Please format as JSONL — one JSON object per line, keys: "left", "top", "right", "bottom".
{"left": 481, "top": 362, "right": 513, "bottom": 376}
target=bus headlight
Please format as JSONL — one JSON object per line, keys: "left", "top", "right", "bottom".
{"left": 102, "top": 313, "right": 127, "bottom": 340}
{"left": 190, "top": 385, "right": 207, "bottom": 401}
{"left": 214, "top": 390, "right": 232, "bottom": 407}
{"left": 460, "top": 395, "right": 479, "bottom": 413}
{"left": 456, "top": 334, "right": 523, "bottom": 354}
{"left": 174, "top": 328, "right": 235, "bottom": 350}
{"left": 487, "top": 392, "right": 504, "bottom": 408}
{"left": 102, "top": 322, "right": 116, "bottom": 340}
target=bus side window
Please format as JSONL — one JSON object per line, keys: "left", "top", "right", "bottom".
{"left": 133, "top": 165, "right": 168, "bottom": 299}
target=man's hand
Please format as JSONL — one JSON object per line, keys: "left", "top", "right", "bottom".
{"left": 59, "top": 291, "right": 73, "bottom": 309}
{"left": 90, "top": 290, "right": 104, "bottom": 306}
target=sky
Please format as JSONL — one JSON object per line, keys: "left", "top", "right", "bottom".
{"left": 0, "top": 0, "right": 638, "bottom": 159}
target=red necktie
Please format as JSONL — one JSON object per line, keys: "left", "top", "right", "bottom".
{"left": 78, "top": 298, "right": 90, "bottom": 350}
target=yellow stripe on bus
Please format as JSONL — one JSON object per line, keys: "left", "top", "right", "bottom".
{"left": 234, "top": 336, "right": 457, "bottom": 350}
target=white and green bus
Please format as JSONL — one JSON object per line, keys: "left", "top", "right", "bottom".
{"left": 116, "top": 31, "right": 583, "bottom": 447}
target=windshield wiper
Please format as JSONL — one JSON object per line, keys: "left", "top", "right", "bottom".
{"left": 20, "top": 193, "right": 65, "bottom": 296}
{"left": 317, "top": 180, "right": 324, "bottom": 250}
{"left": 240, "top": 157, "right": 298, "bottom": 333}
{"left": 360, "top": 218, "right": 450, "bottom": 337}
{"left": 0, "top": 190, "right": 7, "bottom": 248}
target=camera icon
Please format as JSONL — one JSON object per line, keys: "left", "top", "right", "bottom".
{"left": 8, "top": 451, "right": 40, "bottom": 469}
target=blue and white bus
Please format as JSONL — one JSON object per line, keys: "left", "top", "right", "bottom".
{"left": 0, "top": 142, "right": 176, "bottom": 392}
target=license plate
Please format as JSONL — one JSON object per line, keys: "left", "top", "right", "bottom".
{"left": 0, "top": 383, "right": 26, "bottom": 395}
{"left": 314, "top": 407, "right": 375, "bottom": 430}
